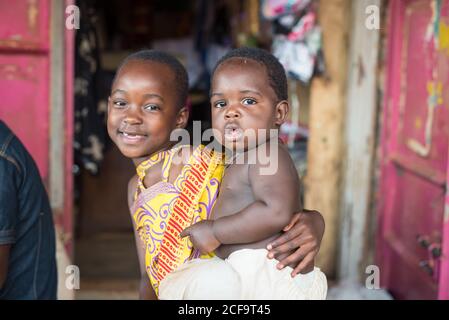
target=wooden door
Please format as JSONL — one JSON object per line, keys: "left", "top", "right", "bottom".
{"left": 0, "top": 0, "right": 50, "bottom": 179}
{"left": 377, "top": 0, "right": 449, "bottom": 299}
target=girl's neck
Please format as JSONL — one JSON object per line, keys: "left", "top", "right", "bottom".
{"left": 131, "top": 141, "right": 177, "bottom": 167}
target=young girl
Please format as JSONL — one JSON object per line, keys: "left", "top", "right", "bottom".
{"left": 106, "top": 49, "right": 325, "bottom": 299}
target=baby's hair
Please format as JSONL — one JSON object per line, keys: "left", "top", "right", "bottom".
{"left": 211, "top": 47, "right": 288, "bottom": 102}
{"left": 113, "top": 49, "right": 189, "bottom": 108}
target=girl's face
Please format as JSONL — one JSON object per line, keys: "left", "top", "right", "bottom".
{"left": 107, "top": 60, "right": 188, "bottom": 164}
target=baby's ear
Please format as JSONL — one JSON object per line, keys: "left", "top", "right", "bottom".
{"left": 176, "top": 106, "right": 190, "bottom": 129}
{"left": 275, "top": 100, "right": 289, "bottom": 126}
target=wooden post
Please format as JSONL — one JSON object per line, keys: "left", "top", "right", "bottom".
{"left": 50, "top": 0, "right": 75, "bottom": 299}
{"left": 338, "top": 0, "right": 382, "bottom": 283}
{"left": 304, "top": 0, "right": 351, "bottom": 277}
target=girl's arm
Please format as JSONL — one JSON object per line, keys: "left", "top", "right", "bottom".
{"left": 267, "top": 209, "right": 325, "bottom": 276}
{"left": 128, "top": 175, "right": 157, "bottom": 300}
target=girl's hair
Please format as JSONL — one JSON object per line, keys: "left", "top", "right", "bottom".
{"left": 114, "top": 49, "right": 189, "bottom": 108}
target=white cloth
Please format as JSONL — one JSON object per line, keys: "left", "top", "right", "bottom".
{"left": 159, "top": 255, "right": 240, "bottom": 300}
{"left": 159, "top": 248, "right": 327, "bottom": 300}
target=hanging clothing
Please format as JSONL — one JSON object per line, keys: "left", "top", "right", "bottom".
{"left": 74, "top": 2, "right": 107, "bottom": 175}
{"left": 262, "top": 0, "right": 312, "bottom": 19}
{"left": 263, "top": 0, "right": 325, "bottom": 83}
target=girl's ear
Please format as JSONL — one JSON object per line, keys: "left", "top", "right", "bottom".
{"left": 275, "top": 100, "right": 289, "bottom": 126}
{"left": 176, "top": 107, "right": 190, "bottom": 129}
{"left": 107, "top": 96, "right": 112, "bottom": 113}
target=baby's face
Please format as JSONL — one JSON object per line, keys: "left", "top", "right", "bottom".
{"left": 107, "top": 60, "right": 183, "bottom": 160}
{"left": 211, "top": 58, "right": 281, "bottom": 152}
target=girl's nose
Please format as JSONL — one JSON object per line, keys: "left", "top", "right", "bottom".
{"left": 124, "top": 106, "right": 143, "bottom": 124}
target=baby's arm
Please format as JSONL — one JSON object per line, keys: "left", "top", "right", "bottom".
{"left": 213, "top": 147, "right": 301, "bottom": 245}
{"left": 181, "top": 147, "right": 302, "bottom": 252}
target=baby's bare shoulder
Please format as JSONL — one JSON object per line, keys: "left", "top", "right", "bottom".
{"left": 253, "top": 140, "right": 295, "bottom": 169}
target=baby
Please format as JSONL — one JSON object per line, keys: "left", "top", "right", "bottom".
{"left": 180, "top": 47, "right": 327, "bottom": 300}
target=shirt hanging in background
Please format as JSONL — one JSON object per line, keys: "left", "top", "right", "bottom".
{"left": 74, "top": 1, "right": 108, "bottom": 176}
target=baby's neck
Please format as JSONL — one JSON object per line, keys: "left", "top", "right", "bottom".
{"left": 225, "top": 136, "right": 280, "bottom": 167}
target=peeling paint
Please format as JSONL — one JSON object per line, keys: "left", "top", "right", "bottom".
{"left": 415, "top": 117, "right": 423, "bottom": 129}
{"left": 427, "top": 81, "right": 444, "bottom": 107}
{"left": 440, "top": 21, "right": 449, "bottom": 55}
{"left": 406, "top": 81, "right": 440, "bottom": 157}
{"left": 445, "top": 201, "right": 449, "bottom": 223}
{"left": 426, "top": 0, "right": 442, "bottom": 48}
{"left": 406, "top": 0, "right": 444, "bottom": 157}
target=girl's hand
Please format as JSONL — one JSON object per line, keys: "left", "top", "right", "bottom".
{"left": 266, "top": 209, "right": 325, "bottom": 277}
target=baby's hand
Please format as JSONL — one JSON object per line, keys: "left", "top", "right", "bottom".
{"left": 180, "top": 220, "right": 221, "bottom": 254}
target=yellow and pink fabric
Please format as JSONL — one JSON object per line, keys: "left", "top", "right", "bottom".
{"left": 131, "top": 145, "right": 224, "bottom": 295}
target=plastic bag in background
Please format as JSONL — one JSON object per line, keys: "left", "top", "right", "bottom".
{"left": 287, "top": 11, "right": 316, "bottom": 41}
{"left": 151, "top": 38, "right": 204, "bottom": 89}
{"left": 265, "top": 0, "right": 323, "bottom": 84}
{"left": 272, "top": 24, "right": 321, "bottom": 83}
{"left": 262, "top": 0, "right": 312, "bottom": 20}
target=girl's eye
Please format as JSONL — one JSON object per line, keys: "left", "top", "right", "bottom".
{"left": 113, "top": 101, "right": 127, "bottom": 108}
{"left": 144, "top": 104, "right": 160, "bottom": 111}
{"left": 214, "top": 101, "right": 227, "bottom": 108}
{"left": 242, "top": 98, "right": 257, "bottom": 106}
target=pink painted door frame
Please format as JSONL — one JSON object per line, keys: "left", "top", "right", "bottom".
{"left": 440, "top": 148, "right": 449, "bottom": 299}
{"left": 0, "top": 0, "right": 75, "bottom": 258}
{"left": 64, "top": 0, "right": 75, "bottom": 258}
{"left": 48, "top": 0, "right": 75, "bottom": 257}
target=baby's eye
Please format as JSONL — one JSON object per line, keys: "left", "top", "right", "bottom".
{"left": 242, "top": 98, "right": 257, "bottom": 106}
{"left": 214, "top": 101, "right": 227, "bottom": 108}
{"left": 113, "top": 100, "right": 127, "bottom": 108}
{"left": 143, "top": 104, "right": 160, "bottom": 111}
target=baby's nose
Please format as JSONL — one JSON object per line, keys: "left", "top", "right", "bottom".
{"left": 225, "top": 109, "right": 241, "bottom": 119}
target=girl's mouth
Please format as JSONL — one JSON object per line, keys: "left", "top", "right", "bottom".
{"left": 118, "top": 130, "right": 148, "bottom": 144}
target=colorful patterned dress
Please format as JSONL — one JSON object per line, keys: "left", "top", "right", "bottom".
{"left": 131, "top": 144, "right": 224, "bottom": 295}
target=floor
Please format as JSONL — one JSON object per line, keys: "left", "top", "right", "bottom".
{"left": 327, "top": 280, "right": 393, "bottom": 300}
{"left": 74, "top": 232, "right": 140, "bottom": 300}
{"left": 73, "top": 232, "right": 393, "bottom": 300}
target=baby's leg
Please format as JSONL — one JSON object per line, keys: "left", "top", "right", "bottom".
{"left": 159, "top": 257, "right": 241, "bottom": 300}
{"left": 226, "top": 249, "right": 328, "bottom": 300}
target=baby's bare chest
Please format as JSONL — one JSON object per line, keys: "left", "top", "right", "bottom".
{"left": 212, "top": 164, "right": 255, "bottom": 220}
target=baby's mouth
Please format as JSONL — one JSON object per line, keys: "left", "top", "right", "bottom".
{"left": 224, "top": 124, "right": 243, "bottom": 142}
